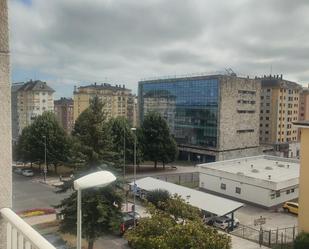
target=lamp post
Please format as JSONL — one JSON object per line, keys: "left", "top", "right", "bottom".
{"left": 43, "top": 135, "right": 47, "bottom": 182}
{"left": 131, "top": 127, "right": 137, "bottom": 227}
{"left": 74, "top": 171, "right": 116, "bottom": 249}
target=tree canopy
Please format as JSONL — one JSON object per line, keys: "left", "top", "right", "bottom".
{"left": 140, "top": 111, "right": 178, "bottom": 168}
{"left": 57, "top": 96, "right": 124, "bottom": 249}
{"left": 126, "top": 195, "right": 231, "bottom": 249}
{"left": 16, "top": 111, "right": 70, "bottom": 173}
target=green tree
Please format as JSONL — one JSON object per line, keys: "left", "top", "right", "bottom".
{"left": 16, "top": 112, "right": 69, "bottom": 173}
{"left": 140, "top": 112, "right": 178, "bottom": 168}
{"left": 56, "top": 186, "right": 123, "bottom": 249}
{"left": 125, "top": 196, "right": 231, "bottom": 249}
{"left": 294, "top": 232, "right": 309, "bottom": 249}
{"left": 108, "top": 117, "right": 144, "bottom": 167}
{"left": 72, "top": 96, "right": 115, "bottom": 169}
{"left": 57, "top": 96, "right": 124, "bottom": 249}
{"left": 146, "top": 189, "right": 170, "bottom": 209}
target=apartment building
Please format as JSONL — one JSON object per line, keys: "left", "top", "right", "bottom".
{"left": 73, "top": 83, "right": 135, "bottom": 125}
{"left": 54, "top": 97, "right": 74, "bottom": 134}
{"left": 139, "top": 74, "right": 262, "bottom": 162}
{"left": 294, "top": 121, "right": 309, "bottom": 233}
{"left": 299, "top": 86, "right": 309, "bottom": 122}
{"left": 259, "top": 76, "right": 302, "bottom": 152}
{"left": 11, "top": 80, "right": 55, "bottom": 139}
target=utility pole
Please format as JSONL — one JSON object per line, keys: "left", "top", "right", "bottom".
{"left": 131, "top": 127, "right": 137, "bottom": 227}
{"left": 43, "top": 135, "right": 47, "bottom": 182}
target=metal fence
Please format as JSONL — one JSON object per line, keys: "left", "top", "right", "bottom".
{"left": 231, "top": 224, "right": 297, "bottom": 247}
{"left": 152, "top": 172, "right": 199, "bottom": 187}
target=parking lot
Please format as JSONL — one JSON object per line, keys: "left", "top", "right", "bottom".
{"left": 235, "top": 205, "right": 297, "bottom": 230}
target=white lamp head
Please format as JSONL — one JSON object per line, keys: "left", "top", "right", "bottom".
{"left": 74, "top": 171, "right": 116, "bottom": 191}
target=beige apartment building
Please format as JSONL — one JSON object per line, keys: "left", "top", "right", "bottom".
{"left": 294, "top": 121, "right": 309, "bottom": 233}
{"left": 11, "top": 80, "right": 55, "bottom": 139}
{"left": 259, "top": 75, "right": 302, "bottom": 148}
{"left": 299, "top": 86, "right": 309, "bottom": 121}
{"left": 54, "top": 97, "right": 74, "bottom": 134}
{"left": 73, "top": 83, "right": 136, "bottom": 125}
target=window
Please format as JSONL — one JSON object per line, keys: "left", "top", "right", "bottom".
{"left": 286, "top": 190, "right": 290, "bottom": 194}
{"left": 220, "top": 183, "right": 226, "bottom": 190}
{"left": 291, "top": 189, "right": 295, "bottom": 193}
{"left": 236, "top": 187, "right": 241, "bottom": 194}
{"left": 276, "top": 191, "right": 280, "bottom": 198}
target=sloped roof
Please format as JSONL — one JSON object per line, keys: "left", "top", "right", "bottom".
{"left": 18, "top": 80, "right": 55, "bottom": 92}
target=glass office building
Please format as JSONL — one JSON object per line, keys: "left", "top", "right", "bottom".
{"left": 139, "top": 77, "right": 219, "bottom": 148}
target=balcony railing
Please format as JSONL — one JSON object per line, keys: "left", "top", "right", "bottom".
{"left": 0, "top": 208, "right": 57, "bottom": 249}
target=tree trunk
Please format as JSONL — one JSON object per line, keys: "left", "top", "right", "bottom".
{"left": 39, "top": 162, "right": 41, "bottom": 171}
{"left": 154, "top": 161, "right": 157, "bottom": 169}
{"left": 163, "top": 161, "right": 165, "bottom": 169}
{"left": 88, "top": 240, "right": 94, "bottom": 249}
{"left": 54, "top": 164, "right": 58, "bottom": 175}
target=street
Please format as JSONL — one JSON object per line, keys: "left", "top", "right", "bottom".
{"left": 13, "top": 173, "right": 71, "bottom": 212}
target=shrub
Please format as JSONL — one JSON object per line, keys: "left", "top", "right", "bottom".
{"left": 294, "top": 232, "right": 309, "bottom": 249}
{"left": 146, "top": 189, "right": 170, "bottom": 208}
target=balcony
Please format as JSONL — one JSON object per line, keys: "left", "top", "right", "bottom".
{"left": 0, "top": 208, "right": 57, "bottom": 249}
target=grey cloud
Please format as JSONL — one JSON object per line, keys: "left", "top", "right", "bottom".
{"left": 9, "top": 0, "right": 309, "bottom": 95}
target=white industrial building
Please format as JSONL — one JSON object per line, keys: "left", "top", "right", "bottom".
{"left": 198, "top": 155, "right": 299, "bottom": 208}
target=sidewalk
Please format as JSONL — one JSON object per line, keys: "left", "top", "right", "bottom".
{"left": 231, "top": 234, "right": 269, "bottom": 249}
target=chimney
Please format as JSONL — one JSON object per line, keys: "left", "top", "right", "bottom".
{"left": 268, "top": 175, "right": 271, "bottom": 180}
{"left": 280, "top": 74, "right": 283, "bottom": 80}
{"left": 74, "top": 85, "right": 77, "bottom": 92}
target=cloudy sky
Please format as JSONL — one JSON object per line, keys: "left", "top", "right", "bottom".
{"left": 9, "top": 0, "right": 309, "bottom": 98}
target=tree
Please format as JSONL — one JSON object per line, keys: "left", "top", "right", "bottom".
{"left": 57, "top": 96, "right": 124, "bottom": 249}
{"left": 108, "top": 117, "right": 143, "bottom": 167}
{"left": 72, "top": 96, "right": 115, "bottom": 169}
{"left": 16, "top": 112, "right": 70, "bottom": 173}
{"left": 146, "top": 189, "right": 170, "bottom": 209}
{"left": 125, "top": 196, "right": 231, "bottom": 249}
{"left": 294, "top": 232, "right": 309, "bottom": 249}
{"left": 140, "top": 112, "right": 178, "bottom": 168}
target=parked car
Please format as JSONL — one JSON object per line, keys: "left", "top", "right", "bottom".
{"left": 283, "top": 202, "right": 298, "bottom": 215}
{"left": 22, "top": 169, "right": 34, "bottom": 177}
{"left": 119, "top": 211, "right": 140, "bottom": 235}
{"left": 212, "top": 216, "right": 240, "bottom": 230}
{"left": 13, "top": 168, "right": 23, "bottom": 175}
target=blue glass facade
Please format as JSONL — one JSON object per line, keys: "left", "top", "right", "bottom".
{"left": 139, "top": 77, "right": 219, "bottom": 148}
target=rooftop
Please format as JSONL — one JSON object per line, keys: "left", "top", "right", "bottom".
{"left": 199, "top": 155, "right": 299, "bottom": 184}
{"left": 76, "top": 82, "right": 130, "bottom": 92}
{"left": 131, "top": 177, "right": 243, "bottom": 216}
{"left": 17, "top": 80, "right": 55, "bottom": 92}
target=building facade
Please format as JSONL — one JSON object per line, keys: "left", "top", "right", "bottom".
{"left": 73, "top": 83, "right": 135, "bottom": 125}
{"left": 139, "top": 74, "right": 261, "bottom": 162}
{"left": 294, "top": 121, "right": 309, "bottom": 233}
{"left": 259, "top": 75, "right": 302, "bottom": 148}
{"left": 199, "top": 155, "right": 299, "bottom": 208}
{"left": 0, "top": 0, "right": 12, "bottom": 247}
{"left": 11, "top": 80, "right": 55, "bottom": 138}
{"left": 299, "top": 86, "right": 309, "bottom": 122}
{"left": 54, "top": 98, "right": 74, "bottom": 134}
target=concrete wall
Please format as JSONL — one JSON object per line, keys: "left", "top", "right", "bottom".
{"left": 0, "top": 0, "right": 12, "bottom": 248}
{"left": 199, "top": 172, "right": 298, "bottom": 208}
{"left": 298, "top": 128, "right": 309, "bottom": 232}
{"left": 216, "top": 147, "right": 262, "bottom": 161}
{"left": 218, "top": 76, "right": 261, "bottom": 151}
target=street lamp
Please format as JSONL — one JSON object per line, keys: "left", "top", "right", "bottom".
{"left": 74, "top": 171, "right": 116, "bottom": 249}
{"left": 42, "top": 135, "right": 47, "bottom": 182}
{"left": 131, "top": 127, "right": 137, "bottom": 227}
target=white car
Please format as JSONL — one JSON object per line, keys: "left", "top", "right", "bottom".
{"left": 212, "top": 216, "right": 240, "bottom": 230}
{"left": 14, "top": 168, "right": 23, "bottom": 174}
{"left": 22, "top": 169, "right": 34, "bottom": 177}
